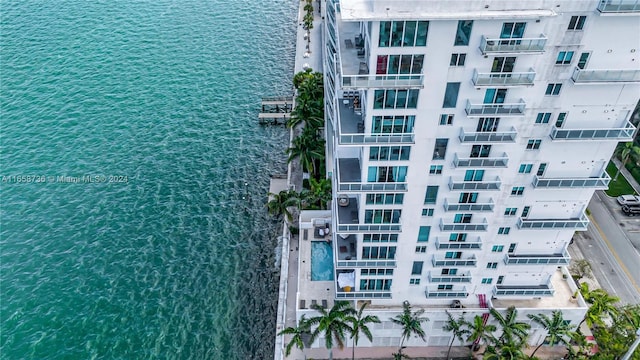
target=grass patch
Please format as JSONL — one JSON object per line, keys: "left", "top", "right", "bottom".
{"left": 605, "top": 161, "right": 636, "bottom": 197}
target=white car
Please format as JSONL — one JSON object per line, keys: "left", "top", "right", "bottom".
{"left": 617, "top": 194, "right": 640, "bottom": 206}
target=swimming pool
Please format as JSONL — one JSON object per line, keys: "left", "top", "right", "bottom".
{"left": 311, "top": 241, "right": 335, "bottom": 281}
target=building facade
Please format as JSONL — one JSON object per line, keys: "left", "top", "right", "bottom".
{"left": 294, "top": 0, "right": 639, "bottom": 350}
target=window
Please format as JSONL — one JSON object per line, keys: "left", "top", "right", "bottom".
{"left": 481, "top": 278, "right": 494, "bottom": 284}
{"left": 526, "top": 139, "right": 542, "bottom": 150}
{"left": 373, "top": 115, "right": 415, "bottom": 134}
{"left": 498, "top": 227, "right": 511, "bottom": 235}
{"left": 500, "top": 22, "right": 526, "bottom": 39}
{"left": 424, "top": 186, "right": 439, "bottom": 204}
{"left": 511, "top": 186, "right": 525, "bottom": 196}
{"left": 556, "top": 112, "right": 567, "bottom": 128}
{"left": 537, "top": 163, "right": 547, "bottom": 176}
{"left": 450, "top": 53, "right": 466, "bottom": 66}
{"left": 568, "top": 16, "right": 586, "bottom": 30}
{"left": 449, "top": 233, "right": 468, "bottom": 242}
{"left": 379, "top": 21, "right": 429, "bottom": 47}
{"left": 518, "top": 164, "right": 533, "bottom": 174}
{"left": 497, "top": 276, "right": 504, "bottom": 284}
{"left": 454, "top": 20, "right": 473, "bottom": 46}
{"left": 362, "top": 246, "right": 397, "bottom": 259}
{"left": 484, "top": 88, "right": 507, "bottom": 104}
{"left": 360, "top": 278, "right": 392, "bottom": 290}
{"left": 438, "top": 284, "right": 454, "bottom": 290}
{"left": 410, "top": 278, "right": 421, "bottom": 285}
{"left": 464, "top": 169, "right": 484, "bottom": 181}
{"left": 508, "top": 243, "right": 517, "bottom": 253}
{"left": 361, "top": 269, "right": 394, "bottom": 276}
{"left": 415, "top": 246, "right": 427, "bottom": 253}
{"left": 545, "top": 83, "right": 562, "bottom": 96}
{"left": 492, "top": 57, "right": 516, "bottom": 73}
{"left": 522, "top": 206, "right": 531, "bottom": 218}
{"left": 442, "top": 268, "right": 458, "bottom": 275}
{"left": 417, "top": 226, "right": 431, "bottom": 242}
{"left": 376, "top": 54, "right": 425, "bottom": 75}
{"left": 535, "top": 113, "right": 551, "bottom": 124}
{"left": 445, "top": 251, "right": 462, "bottom": 259}
{"left": 577, "top": 52, "right": 590, "bottom": 69}
{"left": 470, "top": 145, "right": 491, "bottom": 158}
{"left": 374, "top": 89, "right": 420, "bottom": 109}
{"left": 433, "top": 139, "right": 448, "bottom": 160}
{"left": 364, "top": 209, "right": 402, "bottom": 224}
{"left": 487, "top": 262, "right": 498, "bottom": 269}
{"left": 504, "top": 207, "right": 518, "bottom": 216}
{"left": 412, "top": 261, "right": 424, "bottom": 275}
{"left": 429, "top": 165, "right": 443, "bottom": 174}
{"left": 440, "top": 114, "right": 454, "bottom": 125}
{"left": 454, "top": 214, "right": 472, "bottom": 223}
{"left": 367, "top": 166, "right": 408, "bottom": 182}
{"left": 369, "top": 146, "right": 411, "bottom": 161}
{"left": 443, "top": 82, "right": 461, "bottom": 108}
{"left": 459, "top": 192, "right": 478, "bottom": 204}
{"left": 363, "top": 234, "right": 398, "bottom": 242}
{"left": 477, "top": 117, "right": 499, "bottom": 132}
{"left": 556, "top": 51, "right": 574, "bottom": 65}
{"left": 422, "top": 208, "right": 434, "bottom": 217}
{"left": 366, "top": 193, "right": 405, "bottom": 205}
{"left": 492, "top": 245, "right": 504, "bottom": 252}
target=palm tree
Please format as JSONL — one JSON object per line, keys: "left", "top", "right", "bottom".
{"left": 345, "top": 302, "right": 380, "bottom": 360}
{"left": 527, "top": 310, "right": 577, "bottom": 358}
{"left": 301, "top": 177, "right": 332, "bottom": 210}
{"left": 483, "top": 340, "right": 528, "bottom": 360}
{"left": 307, "top": 301, "right": 355, "bottom": 360}
{"left": 489, "top": 306, "right": 530, "bottom": 345}
{"left": 267, "top": 189, "right": 300, "bottom": 222}
{"left": 443, "top": 311, "right": 470, "bottom": 360}
{"left": 278, "top": 315, "right": 311, "bottom": 357}
{"left": 390, "top": 301, "right": 429, "bottom": 356}
{"left": 286, "top": 127, "right": 325, "bottom": 178}
{"left": 465, "top": 314, "right": 497, "bottom": 351}
{"left": 613, "top": 142, "right": 640, "bottom": 181}
{"left": 578, "top": 285, "right": 620, "bottom": 328}
{"left": 564, "top": 331, "right": 591, "bottom": 359}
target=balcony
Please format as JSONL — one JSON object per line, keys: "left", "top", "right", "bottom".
{"left": 342, "top": 74, "right": 424, "bottom": 89}
{"left": 493, "top": 284, "right": 554, "bottom": 297}
{"left": 334, "top": 196, "right": 402, "bottom": 233}
{"left": 549, "top": 120, "right": 636, "bottom": 141}
{"left": 337, "top": 98, "right": 415, "bottom": 145}
{"left": 428, "top": 271, "right": 473, "bottom": 283}
{"left": 435, "top": 237, "right": 482, "bottom": 250}
{"left": 504, "top": 249, "right": 571, "bottom": 265}
{"left": 597, "top": 0, "right": 640, "bottom": 13}
{"left": 443, "top": 198, "right": 494, "bottom": 212}
{"left": 532, "top": 171, "right": 610, "bottom": 189}
{"left": 449, "top": 176, "right": 501, "bottom": 191}
{"left": 465, "top": 99, "right": 526, "bottom": 117}
{"left": 426, "top": 286, "right": 469, "bottom": 298}
{"left": 432, "top": 255, "right": 477, "bottom": 267}
{"left": 336, "top": 158, "right": 407, "bottom": 192}
{"left": 336, "top": 290, "right": 392, "bottom": 299}
{"left": 440, "top": 218, "right": 488, "bottom": 232}
{"left": 459, "top": 127, "right": 517, "bottom": 143}
{"left": 472, "top": 69, "right": 536, "bottom": 87}
{"left": 453, "top": 153, "right": 508, "bottom": 167}
{"left": 479, "top": 35, "right": 547, "bottom": 54}
{"left": 571, "top": 68, "right": 640, "bottom": 84}
{"left": 517, "top": 212, "right": 589, "bottom": 230}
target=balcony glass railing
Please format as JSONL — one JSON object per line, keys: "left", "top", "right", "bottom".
{"left": 339, "top": 133, "right": 415, "bottom": 145}
{"left": 517, "top": 212, "right": 589, "bottom": 230}
{"left": 572, "top": 68, "right": 640, "bottom": 83}
{"left": 443, "top": 198, "right": 494, "bottom": 212}
{"left": 342, "top": 74, "right": 424, "bottom": 89}
{"left": 336, "top": 224, "right": 402, "bottom": 233}
{"left": 459, "top": 127, "right": 517, "bottom": 143}
{"left": 493, "top": 285, "right": 554, "bottom": 296}
{"left": 428, "top": 271, "right": 473, "bottom": 283}
{"left": 472, "top": 68, "right": 536, "bottom": 86}
{"left": 504, "top": 250, "right": 571, "bottom": 265}
{"left": 432, "top": 255, "right": 478, "bottom": 267}
{"left": 465, "top": 99, "right": 526, "bottom": 116}
{"left": 449, "top": 176, "right": 501, "bottom": 191}
{"left": 425, "top": 286, "right": 468, "bottom": 298}
{"left": 435, "top": 237, "right": 482, "bottom": 249}
{"left": 550, "top": 121, "right": 636, "bottom": 141}
{"left": 597, "top": 0, "right": 640, "bottom": 13}
{"left": 453, "top": 153, "right": 508, "bottom": 167}
{"left": 479, "top": 35, "right": 547, "bottom": 54}
{"left": 532, "top": 172, "right": 611, "bottom": 189}
{"left": 336, "top": 291, "right": 392, "bottom": 299}
{"left": 336, "top": 260, "right": 396, "bottom": 267}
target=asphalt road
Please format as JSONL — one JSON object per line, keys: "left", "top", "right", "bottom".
{"left": 574, "top": 191, "right": 640, "bottom": 305}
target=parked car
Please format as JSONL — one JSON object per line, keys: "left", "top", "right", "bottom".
{"left": 622, "top": 204, "right": 640, "bottom": 216}
{"left": 616, "top": 194, "right": 640, "bottom": 206}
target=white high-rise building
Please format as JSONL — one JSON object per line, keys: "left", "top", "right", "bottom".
{"left": 293, "top": 0, "right": 639, "bottom": 350}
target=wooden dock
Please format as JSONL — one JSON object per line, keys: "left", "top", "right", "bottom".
{"left": 259, "top": 96, "right": 293, "bottom": 125}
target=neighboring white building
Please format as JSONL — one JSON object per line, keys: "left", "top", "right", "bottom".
{"left": 294, "top": 0, "right": 640, "bottom": 351}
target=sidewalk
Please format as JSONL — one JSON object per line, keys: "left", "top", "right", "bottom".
{"left": 611, "top": 157, "right": 640, "bottom": 194}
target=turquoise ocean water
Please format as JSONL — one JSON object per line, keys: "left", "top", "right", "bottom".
{"left": 1, "top": 1, "right": 296, "bottom": 358}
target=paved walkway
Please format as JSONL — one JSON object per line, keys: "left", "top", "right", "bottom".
{"left": 611, "top": 156, "right": 640, "bottom": 194}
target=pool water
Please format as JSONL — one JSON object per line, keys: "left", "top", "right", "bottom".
{"left": 311, "top": 241, "right": 335, "bottom": 281}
